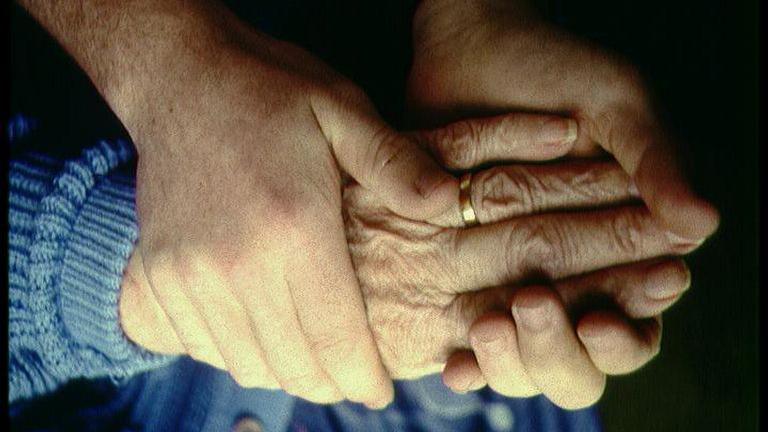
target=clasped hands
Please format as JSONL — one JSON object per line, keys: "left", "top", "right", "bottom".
{"left": 117, "top": 0, "right": 718, "bottom": 411}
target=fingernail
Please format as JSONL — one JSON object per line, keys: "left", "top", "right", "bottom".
{"left": 645, "top": 283, "right": 681, "bottom": 301}
{"left": 449, "top": 378, "right": 469, "bottom": 394}
{"left": 415, "top": 171, "right": 454, "bottom": 199}
{"left": 365, "top": 397, "right": 392, "bottom": 410}
{"left": 471, "top": 325, "right": 507, "bottom": 354}
{"left": 644, "top": 262, "right": 691, "bottom": 300}
{"left": 512, "top": 298, "right": 551, "bottom": 332}
{"left": 682, "top": 264, "right": 692, "bottom": 290}
{"left": 577, "top": 327, "right": 612, "bottom": 352}
{"left": 540, "top": 118, "right": 578, "bottom": 146}
{"left": 664, "top": 231, "right": 705, "bottom": 253}
{"left": 452, "top": 375, "right": 485, "bottom": 394}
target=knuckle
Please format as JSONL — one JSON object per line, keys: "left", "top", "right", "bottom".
{"left": 257, "top": 192, "right": 333, "bottom": 244}
{"left": 260, "top": 189, "right": 304, "bottom": 228}
{"left": 370, "top": 128, "right": 409, "bottom": 175}
{"left": 503, "top": 224, "right": 532, "bottom": 280}
{"left": 307, "top": 327, "right": 359, "bottom": 364}
{"left": 434, "top": 120, "right": 480, "bottom": 168}
{"left": 181, "top": 251, "right": 220, "bottom": 278}
{"left": 496, "top": 114, "right": 521, "bottom": 143}
{"left": 145, "top": 248, "right": 227, "bottom": 294}
{"left": 144, "top": 250, "right": 178, "bottom": 286}
{"left": 174, "top": 251, "right": 232, "bottom": 296}
{"left": 564, "top": 161, "right": 617, "bottom": 200}
{"left": 477, "top": 167, "right": 542, "bottom": 216}
{"left": 514, "top": 221, "right": 572, "bottom": 279}
{"left": 609, "top": 209, "right": 647, "bottom": 258}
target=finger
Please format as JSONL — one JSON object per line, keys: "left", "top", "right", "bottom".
{"left": 314, "top": 87, "right": 458, "bottom": 220}
{"left": 119, "top": 249, "right": 186, "bottom": 355}
{"left": 441, "top": 350, "right": 487, "bottom": 394}
{"left": 512, "top": 286, "right": 606, "bottom": 410}
{"left": 468, "top": 311, "right": 539, "bottom": 397}
{"left": 243, "top": 264, "right": 343, "bottom": 404}
{"left": 430, "top": 160, "right": 638, "bottom": 227}
{"left": 446, "top": 259, "right": 688, "bottom": 345}
{"left": 142, "top": 251, "right": 228, "bottom": 370}
{"left": 414, "top": 112, "right": 577, "bottom": 169}
{"left": 285, "top": 212, "right": 394, "bottom": 409}
{"left": 555, "top": 258, "right": 691, "bottom": 319}
{"left": 442, "top": 260, "right": 681, "bottom": 393}
{"left": 450, "top": 205, "right": 697, "bottom": 293}
{"left": 577, "top": 312, "right": 662, "bottom": 375}
{"left": 583, "top": 110, "right": 719, "bottom": 240}
{"left": 180, "top": 262, "right": 280, "bottom": 389}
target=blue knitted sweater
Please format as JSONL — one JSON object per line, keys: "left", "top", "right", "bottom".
{"left": 7, "top": 117, "right": 601, "bottom": 431}
{"left": 8, "top": 137, "right": 174, "bottom": 402}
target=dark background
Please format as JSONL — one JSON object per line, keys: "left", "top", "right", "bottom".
{"left": 10, "top": 0, "right": 759, "bottom": 430}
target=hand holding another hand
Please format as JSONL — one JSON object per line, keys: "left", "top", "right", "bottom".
{"left": 121, "top": 9, "right": 466, "bottom": 409}
{"left": 122, "top": 111, "right": 693, "bottom": 409}
{"left": 18, "top": 0, "right": 721, "bottom": 415}
{"left": 406, "top": 0, "right": 720, "bottom": 408}
{"left": 408, "top": 0, "right": 720, "bottom": 241}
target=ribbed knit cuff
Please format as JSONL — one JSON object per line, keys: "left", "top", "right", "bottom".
{"left": 9, "top": 140, "right": 176, "bottom": 404}
{"left": 51, "top": 140, "right": 173, "bottom": 380}
{"left": 58, "top": 174, "right": 174, "bottom": 378}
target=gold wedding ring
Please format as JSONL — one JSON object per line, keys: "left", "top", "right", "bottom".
{"left": 459, "top": 172, "right": 479, "bottom": 227}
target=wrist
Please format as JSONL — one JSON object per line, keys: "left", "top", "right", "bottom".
{"left": 102, "top": 9, "right": 280, "bottom": 156}
{"left": 19, "top": 0, "right": 259, "bottom": 153}
{"left": 94, "top": 5, "right": 247, "bottom": 140}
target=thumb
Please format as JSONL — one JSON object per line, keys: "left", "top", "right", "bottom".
{"left": 119, "top": 247, "right": 185, "bottom": 354}
{"left": 584, "top": 107, "right": 720, "bottom": 241}
{"left": 312, "top": 87, "right": 458, "bottom": 220}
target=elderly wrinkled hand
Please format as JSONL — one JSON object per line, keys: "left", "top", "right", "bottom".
{"left": 122, "top": 111, "right": 693, "bottom": 410}
{"left": 407, "top": 0, "right": 719, "bottom": 408}
{"left": 345, "top": 140, "right": 693, "bottom": 410}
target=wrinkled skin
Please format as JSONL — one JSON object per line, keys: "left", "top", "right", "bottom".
{"left": 344, "top": 163, "right": 690, "bottom": 382}
{"left": 407, "top": 0, "right": 720, "bottom": 241}
{"left": 120, "top": 109, "right": 583, "bottom": 399}
{"left": 128, "top": 27, "right": 459, "bottom": 407}
{"left": 124, "top": 128, "right": 693, "bottom": 404}
{"left": 20, "top": 0, "right": 474, "bottom": 409}
{"left": 405, "top": 0, "right": 719, "bottom": 408}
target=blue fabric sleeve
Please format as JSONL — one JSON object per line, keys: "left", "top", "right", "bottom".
{"left": 8, "top": 139, "right": 175, "bottom": 403}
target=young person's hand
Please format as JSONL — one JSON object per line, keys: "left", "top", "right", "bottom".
{"left": 19, "top": 0, "right": 467, "bottom": 409}
{"left": 408, "top": 0, "right": 719, "bottom": 242}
